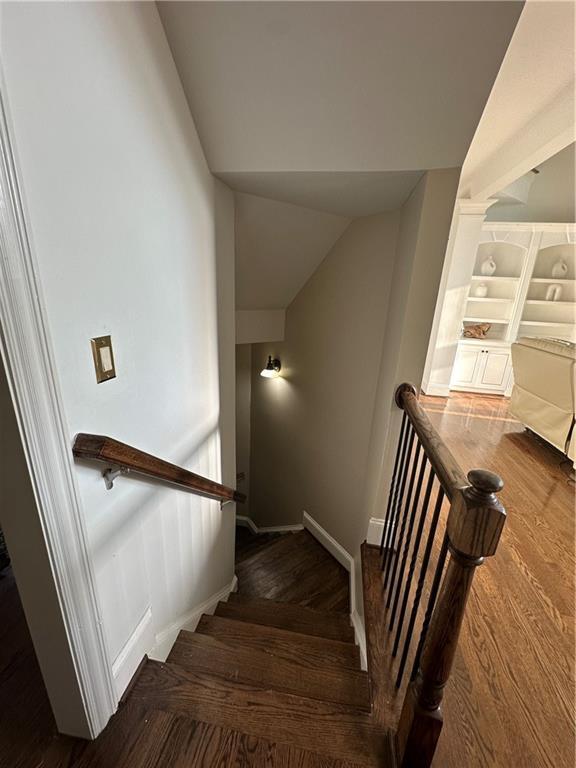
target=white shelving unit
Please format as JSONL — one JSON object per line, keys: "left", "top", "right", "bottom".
{"left": 451, "top": 223, "right": 576, "bottom": 395}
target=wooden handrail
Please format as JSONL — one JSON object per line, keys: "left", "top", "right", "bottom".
{"left": 72, "top": 433, "right": 246, "bottom": 504}
{"left": 379, "top": 384, "right": 506, "bottom": 768}
{"left": 395, "top": 383, "right": 468, "bottom": 499}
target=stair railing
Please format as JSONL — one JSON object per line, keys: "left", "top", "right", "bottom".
{"left": 380, "top": 384, "right": 505, "bottom": 768}
{"left": 72, "top": 433, "right": 246, "bottom": 504}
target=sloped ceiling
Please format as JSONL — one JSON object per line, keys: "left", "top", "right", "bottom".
{"left": 487, "top": 142, "right": 576, "bottom": 223}
{"left": 158, "top": 1, "right": 523, "bottom": 307}
{"left": 235, "top": 192, "right": 350, "bottom": 309}
{"left": 158, "top": 1, "right": 522, "bottom": 173}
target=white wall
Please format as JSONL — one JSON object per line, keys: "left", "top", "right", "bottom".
{"left": 249, "top": 212, "right": 400, "bottom": 551}
{"left": 1, "top": 0, "right": 235, "bottom": 727}
{"left": 235, "top": 345, "right": 252, "bottom": 510}
{"left": 236, "top": 310, "right": 286, "bottom": 344}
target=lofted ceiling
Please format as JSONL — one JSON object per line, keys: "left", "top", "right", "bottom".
{"left": 487, "top": 142, "right": 576, "bottom": 223}
{"left": 235, "top": 192, "right": 350, "bottom": 309}
{"left": 158, "top": 1, "right": 523, "bottom": 308}
{"left": 215, "top": 171, "right": 424, "bottom": 218}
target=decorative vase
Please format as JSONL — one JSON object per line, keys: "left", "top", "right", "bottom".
{"left": 551, "top": 258, "right": 568, "bottom": 279}
{"left": 480, "top": 257, "right": 496, "bottom": 276}
{"left": 473, "top": 282, "right": 489, "bottom": 298}
{"left": 546, "top": 283, "right": 563, "bottom": 302}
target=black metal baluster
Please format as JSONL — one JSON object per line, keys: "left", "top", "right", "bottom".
{"left": 385, "top": 440, "right": 421, "bottom": 603}
{"left": 380, "top": 412, "right": 408, "bottom": 555}
{"left": 392, "top": 465, "right": 435, "bottom": 662}
{"left": 396, "top": 484, "right": 444, "bottom": 687}
{"left": 382, "top": 425, "right": 415, "bottom": 574}
{"left": 389, "top": 451, "right": 428, "bottom": 632}
{"left": 410, "top": 530, "right": 449, "bottom": 682}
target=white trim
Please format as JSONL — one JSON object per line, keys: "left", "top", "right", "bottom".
{"left": 350, "top": 610, "right": 367, "bottom": 670}
{"left": 421, "top": 383, "right": 450, "bottom": 398}
{"left": 482, "top": 221, "right": 576, "bottom": 233}
{"left": 0, "top": 74, "right": 115, "bottom": 735}
{"left": 236, "top": 514, "right": 259, "bottom": 534}
{"left": 302, "top": 511, "right": 367, "bottom": 670}
{"left": 236, "top": 514, "right": 303, "bottom": 534}
{"left": 303, "top": 511, "right": 351, "bottom": 571}
{"left": 366, "top": 517, "right": 385, "bottom": 547}
{"left": 111, "top": 608, "right": 153, "bottom": 699}
{"left": 149, "top": 575, "right": 238, "bottom": 662}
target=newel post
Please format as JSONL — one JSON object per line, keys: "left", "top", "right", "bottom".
{"left": 395, "top": 469, "right": 506, "bottom": 768}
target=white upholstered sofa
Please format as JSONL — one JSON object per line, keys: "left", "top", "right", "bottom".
{"left": 510, "top": 337, "right": 576, "bottom": 462}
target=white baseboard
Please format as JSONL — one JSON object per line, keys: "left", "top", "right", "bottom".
{"left": 302, "top": 511, "right": 367, "bottom": 670}
{"left": 350, "top": 610, "right": 367, "bottom": 670}
{"left": 112, "top": 607, "right": 154, "bottom": 699}
{"left": 236, "top": 514, "right": 303, "bottom": 534}
{"left": 149, "top": 574, "right": 238, "bottom": 663}
{"left": 421, "top": 382, "right": 450, "bottom": 397}
{"left": 366, "top": 517, "right": 384, "bottom": 547}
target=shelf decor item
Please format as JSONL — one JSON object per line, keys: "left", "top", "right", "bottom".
{"left": 473, "top": 282, "right": 489, "bottom": 298}
{"left": 480, "top": 257, "right": 497, "bottom": 276}
{"left": 545, "top": 284, "right": 563, "bottom": 302}
{"left": 551, "top": 258, "right": 568, "bottom": 279}
{"left": 463, "top": 322, "right": 491, "bottom": 339}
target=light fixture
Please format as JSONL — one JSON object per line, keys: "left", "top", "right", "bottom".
{"left": 260, "top": 355, "right": 281, "bottom": 378}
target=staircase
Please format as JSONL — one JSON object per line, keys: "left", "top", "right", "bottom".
{"left": 128, "top": 591, "right": 396, "bottom": 766}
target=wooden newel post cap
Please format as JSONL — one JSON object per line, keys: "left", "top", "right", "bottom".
{"left": 448, "top": 469, "right": 506, "bottom": 559}
{"left": 467, "top": 469, "right": 504, "bottom": 496}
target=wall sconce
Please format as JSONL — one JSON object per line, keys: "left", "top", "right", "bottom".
{"left": 260, "top": 355, "right": 281, "bottom": 378}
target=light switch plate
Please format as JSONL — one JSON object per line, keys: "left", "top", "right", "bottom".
{"left": 91, "top": 335, "right": 116, "bottom": 383}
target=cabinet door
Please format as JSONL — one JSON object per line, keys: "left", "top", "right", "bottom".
{"left": 477, "top": 351, "right": 510, "bottom": 388}
{"left": 451, "top": 347, "right": 482, "bottom": 386}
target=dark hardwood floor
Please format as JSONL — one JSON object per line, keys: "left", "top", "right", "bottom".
{"left": 1, "top": 527, "right": 372, "bottom": 767}
{"left": 235, "top": 527, "right": 350, "bottom": 614}
{"left": 0, "top": 567, "right": 57, "bottom": 768}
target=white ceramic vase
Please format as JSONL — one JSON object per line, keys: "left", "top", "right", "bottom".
{"left": 551, "top": 259, "right": 568, "bottom": 279}
{"left": 473, "top": 282, "right": 489, "bottom": 298}
{"left": 545, "top": 283, "right": 563, "bottom": 302}
{"left": 480, "top": 257, "right": 496, "bottom": 277}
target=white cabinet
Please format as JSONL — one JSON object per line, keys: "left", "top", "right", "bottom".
{"left": 450, "top": 342, "right": 513, "bottom": 395}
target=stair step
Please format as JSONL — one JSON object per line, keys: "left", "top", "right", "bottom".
{"left": 168, "top": 630, "right": 370, "bottom": 711}
{"left": 197, "top": 614, "right": 361, "bottom": 671}
{"left": 130, "top": 659, "right": 395, "bottom": 767}
{"left": 218, "top": 595, "right": 355, "bottom": 643}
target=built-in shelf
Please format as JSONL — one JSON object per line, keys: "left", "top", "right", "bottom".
{"left": 470, "top": 275, "right": 520, "bottom": 282}
{"left": 525, "top": 300, "right": 576, "bottom": 306}
{"left": 530, "top": 278, "right": 575, "bottom": 284}
{"left": 467, "top": 297, "right": 513, "bottom": 303}
{"left": 520, "top": 320, "right": 574, "bottom": 327}
{"left": 458, "top": 338, "right": 511, "bottom": 347}
{"left": 463, "top": 317, "right": 509, "bottom": 324}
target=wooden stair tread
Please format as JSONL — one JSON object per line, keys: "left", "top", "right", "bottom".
{"left": 130, "top": 659, "right": 396, "bottom": 767}
{"left": 219, "top": 594, "right": 355, "bottom": 642}
{"left": 168, "top": 630, "right": 370, "bottom": 711}
{"left": 196, "top": 614, "right": 362, "bottom": 671}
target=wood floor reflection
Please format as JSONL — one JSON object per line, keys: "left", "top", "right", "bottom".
{"left": 419, "top": 392, "right": 574, "bottom": 768}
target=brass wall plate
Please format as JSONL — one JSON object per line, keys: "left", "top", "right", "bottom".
{"left": 91, "top": 335, "right": 116, "bottom": 383}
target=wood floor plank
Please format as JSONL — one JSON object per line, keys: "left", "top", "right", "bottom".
{"left": 196, "top": 614, "right": 362, "bottom": 671}
{"left": 220, "top": 595, "right": 354, "bottom": 642}
{"left": 168, "top": 631, "right": 370, "bottom": 710}
{"left": 235, "top": 531, "right": 350, "bottom": 614}
{"left": 130, "top": 660, "right": 392, "bottom": 767}
{"left": 417, "top": 394, "right": 574, "bottom": 768}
